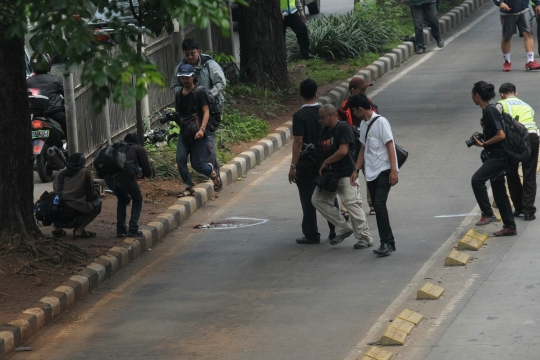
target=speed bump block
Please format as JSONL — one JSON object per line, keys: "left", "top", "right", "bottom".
{"left": 445, "top": 249, "right": 470, "bottom": 266}
{"left": 388, "top": 317, "right": 415, "bottom": 334}
{"left": 397, "top": 309, "right": 424, "bottom": 325}
{"left": 417, "top": 282, "right": 445, "bottom": 300}
{"left": 362, "top": 346, "right": 393, "bottom": 360}
{"left": 380, "top": 326, "right": 407, "bottom": 346}
{"left": 457, "top": 229, "right": 488, "bottom": 251}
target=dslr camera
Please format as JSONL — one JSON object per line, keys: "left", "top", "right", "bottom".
{"left": 465, "top": 132, "right": 484, "bottom": 148}
{"left": 300, "top": 143, "right": 316, "bottom": 157}
{"left": 158, "top": 110, "right": 176, "bottom": 124}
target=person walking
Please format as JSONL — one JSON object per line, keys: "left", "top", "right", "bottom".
{"left": 496, "top": 83, "right": 538, "bottom": 221}
{"left": 349, "top": 94, "right": 398, "bottom": 257}
{"left": 281, "top": 0, "right": 316, "bottom": 60}
{"left": 410, "top": 0, "right": 444, "bottom": 54}
{"left": 494, "top": 0, "right": 540, "bottom": 71}
{"left": 311, "top": 104, "right": 373, "bottom": 249}
{"left": 469, "top": 81, "right": 517, "bottom": 236}
{"left": 105, "top": 134, "right": 154, "bottom": 238}
{"left": 289, "top": 79, "right": 336, "bottom": 244}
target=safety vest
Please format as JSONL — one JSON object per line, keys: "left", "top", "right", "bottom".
{"left": 281, "top": 0, "right": 297, "bottom": 14}
{"left": 497, "top": 97, "right": 538, "bottom": 131}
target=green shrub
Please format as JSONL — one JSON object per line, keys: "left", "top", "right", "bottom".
{"left": 146, "top": 143, "right": 180, "bottom": 179}
{"left": 217, "top": 111, "right": 270, "bottom": 144}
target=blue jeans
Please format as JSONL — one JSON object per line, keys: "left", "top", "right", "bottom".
{"left": 106, "top": 178, "right": 143, "bottom": 233}
{"left": 206, "top": 133, "right": 220, "bottom": 171}
{"left": 176, "top": 133, "right": 212, "bottom": 187}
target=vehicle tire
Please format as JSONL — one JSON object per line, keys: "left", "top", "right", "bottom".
{"left": 307, "top": 0, "right": 320, "bottom": 15}
{"left": 36, "top": 151, "right": 54, "bottom": 183}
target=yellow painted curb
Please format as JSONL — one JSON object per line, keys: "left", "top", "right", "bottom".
{"left": 417, "top": 282, "right": 445, "bottom": 300}
{"left": 380, "top": 326, "right": 407, "bottom": 346}
{"left": 445, "top": 249, "right": 470, "bottom": 266}
{"left": 457, "top": 229, "right": 488, "bottom": 251}
{"left": 388, "top": 317, "right": 415, "bottom": 334}
{"left": 397, "top": 308, "right": 424, "bottom": 325}
{"left": 362, "top": 346, "right": 393, "bottom": 360}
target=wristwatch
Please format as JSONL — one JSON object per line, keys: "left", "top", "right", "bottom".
{"left": 290, "top": 164, "right": 296, "bottom": 169}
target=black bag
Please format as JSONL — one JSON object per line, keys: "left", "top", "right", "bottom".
{"left": 194, "top": 86, "right": 222, "bottom": 132}
{"left": 314, "top": 170, "right": 340, "bottom": 192}
{"left": 365, "top": 116, "right": 408, "bottom": 168}
{"left": 497, "top": 105, "right": 530, "bottom": 162}
{"left": 94, "top": 142, "right": 132, "bottom": 179}
{"left": 34, "top": 172, "right": 65, "bottom": 226}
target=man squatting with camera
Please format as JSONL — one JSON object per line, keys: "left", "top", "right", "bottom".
{"left": 470, "top": 81, "right": 516, "bottom": 236}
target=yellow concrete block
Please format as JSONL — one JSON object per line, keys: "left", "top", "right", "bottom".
{"left": 445, "top": 249, "right": 470, "bottom": 266}
{"left": 380, "top": 326, "right": 407, "bottom": 346}
{"left": 457, "top": 229, "right": 488, "bottom": 251}
{"left": 417, "top": 282, "right": 445, "bottom": 300}
{"left": 397, "top": 309, "right": 424, "bottom": 325}
{"left": 389, "top": 317, "right": 415, "bottom": 334}
{"left": 363, "top": 346, "right": 393, "bottom": 360}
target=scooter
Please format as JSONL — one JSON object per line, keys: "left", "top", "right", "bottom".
{"left": 29, "top": 94, "right": 68, "bottom": 183}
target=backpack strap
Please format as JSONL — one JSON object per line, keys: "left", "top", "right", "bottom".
{"left": 364, "top": 116, "right": 381, "bottom": 142}
{"left": 58, "top": 171, "right": 65, "bottom": 193}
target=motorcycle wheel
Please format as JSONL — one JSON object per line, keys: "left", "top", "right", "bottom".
{"left": 36, "top": 152, "right": 55, "bottom": 183}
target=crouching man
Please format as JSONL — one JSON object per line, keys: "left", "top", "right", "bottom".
{"left": 311, "top": 104, "right": 373, "bottom": 249}
{"left": 52, "top": 153, "right": 102, "bottom": 239}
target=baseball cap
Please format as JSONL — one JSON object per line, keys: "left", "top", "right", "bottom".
{"left": 177, "top": 64, "right": 195, "bottom": 77}
{"left": 349, "top": 77, "right": 372, "bottom": 90}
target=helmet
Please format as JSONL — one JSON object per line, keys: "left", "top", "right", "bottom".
{"left": 30, "top": 53, "right": 52, "bottom": 73}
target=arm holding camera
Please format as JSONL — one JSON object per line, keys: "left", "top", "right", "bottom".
{"left": 319, "top": 143, "right": 349, "bottom": 175}
{"left": 473, "top": 130, "right": 505, "bottom": 147}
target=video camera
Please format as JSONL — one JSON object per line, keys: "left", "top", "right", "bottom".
{"left": 158, "top": 110, "right": 176, "bottom": 124}
{"left": 465, "top": 132, "right": 484, "bottom": 148}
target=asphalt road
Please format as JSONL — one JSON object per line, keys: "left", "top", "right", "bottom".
{"left": 19, "top": 4, "right": 540, "bottom": 360}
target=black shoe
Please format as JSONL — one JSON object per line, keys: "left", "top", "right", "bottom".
{"left": 117, "top": 232, "right": 127, "bottom": 238}
{"left": 127, "top": 230, "right": 144, "bottom": 237}
{"left": 436, "top": 37, "right": 444, "bottom": 48}
{"left": 304, "top": 53, "right": 316, "bottom": 60}
{"left": 296, "top": 236, "right": 320, "bottom": 244}
{"left": 374, "top": 243, "right": 394, "bottom": 256}
{"left": 513, "top": 210, "right": 523, "bottom": 217}
{"left": 416, "top": 47, "right": 425, "bottom": 54}
{"left": 328, "top": 232, "right": 336, "bottom": 240}
{"left": 524, "top": 214, "right": 536, "bottom": 221}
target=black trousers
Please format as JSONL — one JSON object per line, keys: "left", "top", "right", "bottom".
{"left": 410, "top": 2, "right": 441, "bottom": 49}
{"left": 507, "top": 133, "right": 539, "bottom": 215}
{"left": 283, "top": 12, "right": 311, "bottom": 58}
{"left": 367, "top": 170, "right": 395, "bottom": 245}
{"left": 296, "top": 177, "right": 335, "bottom": 241}
{"left": 471, "top": 154, "right": 516, "bottom": 230}
{"left": 47, "top": 109, "right": 67, "bottom": 138}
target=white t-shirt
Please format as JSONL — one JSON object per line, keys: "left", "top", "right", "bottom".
{"left": 359, "top": 113, "right": 399, "bottom": 182}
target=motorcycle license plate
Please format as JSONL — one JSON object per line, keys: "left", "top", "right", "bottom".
{"left": 32, "top": 130, "right": 49, "bottom": 139}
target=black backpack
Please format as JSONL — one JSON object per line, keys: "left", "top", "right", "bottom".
{"left": 94, "top": 142, "right": 133, "bottom": 179}
{"left": 34, "top": 172, "right": 65, "bottom": 226}
{"left": 498, "top": 107, "right": 530, "bottom": 162}
{"left": 194, "top": 86, "right": 222, "bottom": 132}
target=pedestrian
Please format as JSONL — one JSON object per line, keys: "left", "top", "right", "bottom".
{"left": 469, "top": 81, "right": 517, "bottom": 236}
{"left": 496, "top": 82, "right": 538, "bottom": 221}
{"left": 349, "top": 94, "right": 398, "bottom": 256}
{"left": 410, "top": 0, "right": 444, "bottom": 54}
{"left": 170, "top": 38, "right": 226, "bottom": 180}
{"left": 51, "top": 153, "right": 102, "bottom": 239}
{"left": 494, "top": 0, "right": 540, "bottom": 71}
{"left": 281, "top": 0, "right": 316, "bottom": 60}
{"left": 311, "top": 104, "right": 373, "bottom": 249}
{"left": 170, "top": 64, "right": 222, "bottom": 197}
{"left": 105, "top": 134, "right": 154, "bottom": 238}
{"left": 289, "top": 79, "right": 336, "bottom": 244}
{"left": 338, "top": 77, "right": 379, "bottom": 216}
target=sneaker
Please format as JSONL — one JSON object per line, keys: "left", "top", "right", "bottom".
{"left": 503, "top": 61, "right": 512, "bottom": 72}
{"left": 416, "top": 47, "right": 425, "bottom": 54}
{"left": 525, "top": 60, "right": 540, "bottom": 70}
{"left": 437, "top": 37, "right": 445, "bottom": 48}
{"left": 476, "top": 214, "right": 497, "bottom": 226}
{"left": 126, "top": 230, "right": 144, "bottom": 237}
{"left": 492, "top": 227, "right": 517, "bottom": 237}
{"left": 117, "top": 232, "right": 127, "bottom": 238}
{"left": 329, "top": 230, "right": 353, "bottom": 245}
{"left": 353, "top": 239, "right": 374, "bottom": 249}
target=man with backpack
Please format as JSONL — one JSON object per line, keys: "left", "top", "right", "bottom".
{"left": 496, "top": 83, "right": 538, "bottom": 221}
{"left": 100, "top": 134, "right": 154, "bottom": 238}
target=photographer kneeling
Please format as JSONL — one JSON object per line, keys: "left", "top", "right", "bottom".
{"left": 470, "top": 81, "right": 516, "bottom": 236}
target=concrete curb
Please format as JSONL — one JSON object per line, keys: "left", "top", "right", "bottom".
{"left": 0, "top": 0, "right": 491, "bottom": 357}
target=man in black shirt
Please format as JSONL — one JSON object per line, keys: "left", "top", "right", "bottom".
{"left": 311, "top": 104, "right": 373, "bottom": 249}
{"left": 470, "top": 81, "right": 516, "bottom": 236}
{"left": 289, "top": 79, "right": 336, "bottom": 244}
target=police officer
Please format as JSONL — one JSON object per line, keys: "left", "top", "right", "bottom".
{"left": 281, "top": 0, "right": 315, "bottom": 60}
{"left": 497, "top": 83, "right": 539, "bottom": 221}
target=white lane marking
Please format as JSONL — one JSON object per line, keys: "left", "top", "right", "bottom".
{"left": 370, "top": 6, "right": 498, "bottom": 100}
{"left": 435, "top": 213, "right": 481, "bottom": 218}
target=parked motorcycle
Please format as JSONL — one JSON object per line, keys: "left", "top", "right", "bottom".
{"left": 29, "top": 94, "right": 68, "bottom": 183}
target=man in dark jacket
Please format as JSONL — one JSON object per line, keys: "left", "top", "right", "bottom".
{"left": 52, "top": 153, "right": 102, "bottom": 239}
{"left": 105, "top": 134, "right": 154, "bottom": 238}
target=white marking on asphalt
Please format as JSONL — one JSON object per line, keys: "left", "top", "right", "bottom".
{"left": 369, "top": 6, "right": 498, "bottom": 100}
{"left": 434, "top": 213, "right": 481, "bottom": 218}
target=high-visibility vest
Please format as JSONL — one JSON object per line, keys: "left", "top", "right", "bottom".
{"left": 497, "top": 97, "right": 538, "bottom": 131}
{"left": 281, "top": 0, "right": 297, "bottom": 14}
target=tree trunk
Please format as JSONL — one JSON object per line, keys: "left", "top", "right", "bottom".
{"left": 238, "top": 0, "right": 288, "bottom": 88}
{"left": 0, "top": 25, "right": 44, "bottom": 244}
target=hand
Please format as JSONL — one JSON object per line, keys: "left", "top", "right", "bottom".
{"left": 319, "top": 162, "right": 327, "bottom": 176}
{"left": 350, "top": 171, "right": 358, "bottom": 186}
{"left": 288, "top": 168, "right": 297, "bottom": 184}
{"left": 389, "top": 170, "right": 398, "bottom": 186}
{"left": 473, "top": 136, "right": 484, "bottom": 147}
{"left": 301, "top": 13, "right": 306, "bottom": 22}
{"left": 195, "top": 129, "right": 205, "bottom": 140}
{"left": 499, "top": 3, "right": 511, "bottom": 11}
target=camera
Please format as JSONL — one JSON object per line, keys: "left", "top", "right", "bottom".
{"left": 465, "top": 132, "right": 484, "bottom": 148}
{"left": 158, "top": 110, "right": 175, "bottom": 124}
{"left": 300, "top": 143, "right": 316, "bottom": 157}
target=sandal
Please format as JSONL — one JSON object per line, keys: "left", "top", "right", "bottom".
{"left": 209, "top": 164, "right": 223, "bottom": 192}
{"left": 52, "top": 229, "right": 66, "bottom": 238}
{"left": 73, "top": 230, "right": 97, "bottom": 239}
{"left": 177, "top": 187, "right": 195, "bottom": 198}
{"left": 369, "top": 206, "right": 376, "bottom": 215}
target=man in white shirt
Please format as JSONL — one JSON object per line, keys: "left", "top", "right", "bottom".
{"left": 349, "top": 94, "right": 399, "bottom": 257}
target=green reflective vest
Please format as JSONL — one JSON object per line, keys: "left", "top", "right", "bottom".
{"left": 281, "top": 0, "right": 296, "bottom": 14}
{"left": 497, "top": 97, "right": 538, "bottom": 131}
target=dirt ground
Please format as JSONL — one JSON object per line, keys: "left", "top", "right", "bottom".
{"left": 0, "top": 77, "right": 346, "bottom": 327}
